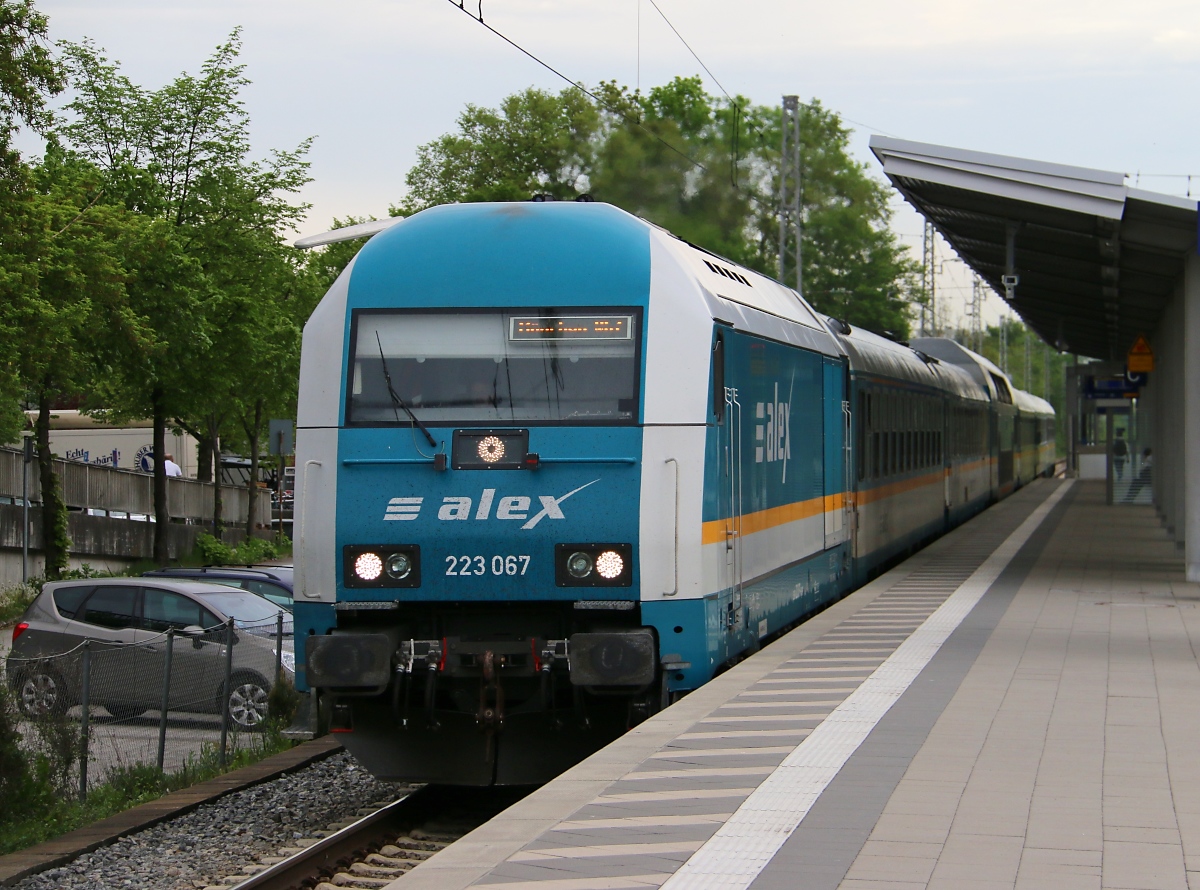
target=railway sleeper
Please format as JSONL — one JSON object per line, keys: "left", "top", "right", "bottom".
{"left": 349, "top": 861, "right": 411, "bottom": 877}
{"left": 329, "top": 873, "right": 392, "bottom": 888}
{"left": 365, "top": 852, "right": 419, "bottom": 870}
{"left": 378, "top": 842, "right": 437, "bottom": 859}
{"left": 386, "top": 837, "right": 447, "bottom": 852}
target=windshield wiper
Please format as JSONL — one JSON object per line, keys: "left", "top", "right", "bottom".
{"left": 376, "top": 332, "right": 438, "bottom": 449}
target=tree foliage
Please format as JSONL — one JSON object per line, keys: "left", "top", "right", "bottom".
{"left": 396, "top": 77, "right": 917, "bottom": 336}
{"left": 55, "top": 28, "right": 312, "bottom": 552}
{"left": 0, "top": 0, "right": 60, "bottom": 162}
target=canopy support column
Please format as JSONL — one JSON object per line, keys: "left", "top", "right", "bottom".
{"left": 1186, "top": 254, "right": 1200, "bottom": 582}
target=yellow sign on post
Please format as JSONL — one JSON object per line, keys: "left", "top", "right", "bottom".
{"left": 1127, "top": 335, "right": 1155, "bottom": 373}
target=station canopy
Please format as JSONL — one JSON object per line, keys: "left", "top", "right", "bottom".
{"left": 870, "top": 136, "right": 1199, "bottom": 361}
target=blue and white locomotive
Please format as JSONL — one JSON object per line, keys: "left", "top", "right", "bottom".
{"left": 292, "top": 200, "right": 1054, "bottom": 785}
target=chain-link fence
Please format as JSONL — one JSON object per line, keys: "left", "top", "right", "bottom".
{"left": 3, "top": 614, "right": 294, "bottom": 801}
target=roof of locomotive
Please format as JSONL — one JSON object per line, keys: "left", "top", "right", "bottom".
{"left": 345, "top": 201, "right": 652, "bottom": 313}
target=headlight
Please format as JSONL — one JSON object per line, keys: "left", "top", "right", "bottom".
{"left": 386, "top": 552, "right": 412, "bottom": 580}
{"left": 452, "top": 429, "right": 529, "bottom": 470}
{"left": 354, "top": 552, "right": 383, "bottom": 581}
{"left": 595, "top": 550, "right": 624, "bottom": 580}
{"left": 556, "top": 543, "right": 632, "bottom": 587}
{"left": 344, "top": 545, "right": 421, "bottom": 588}
{"left": 477, "top": 435, "right": 505, "bottom": 463}
{"left": 567, "top": 551, "right": 593, "bottom": 579}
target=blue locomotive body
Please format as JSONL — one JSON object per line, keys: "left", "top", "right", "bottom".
{"left": 292, "top": 201, "right": 1054, "bottom": 784}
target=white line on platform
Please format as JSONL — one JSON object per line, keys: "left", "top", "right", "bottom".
{"left": 657, "top": 480, "right": 1074, "bottom": 890}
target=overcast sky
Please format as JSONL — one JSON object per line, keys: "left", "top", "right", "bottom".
{"left": 27, "top": 0, "right": 1200, "bottom": 328}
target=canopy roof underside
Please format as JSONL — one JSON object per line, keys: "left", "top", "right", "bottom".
{"left": 870, "top": 136, "right": 1197, "bottom": 360}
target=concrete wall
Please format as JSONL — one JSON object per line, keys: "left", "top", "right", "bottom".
{"left": 0, "top": 505, "right": 259, "bottom": 586}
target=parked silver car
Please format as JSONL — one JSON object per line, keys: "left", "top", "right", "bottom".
{"left": 6, "top": 578, "right": 293, "bottom": 730}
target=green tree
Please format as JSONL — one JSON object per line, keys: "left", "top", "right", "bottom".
{"left": 396, "top": 78, "right": 916, "bottom": 337}
{"left": 8, "top": 146, "right": 145, "bottom": 576}
{"left": 0, "top": 0, "right": 60, "bottom": 169}
{"left": 60, "top": 30, "right": 311, "bottom": 554}
{"left": 0, "top": 0, "right": 63, "bottom": 443}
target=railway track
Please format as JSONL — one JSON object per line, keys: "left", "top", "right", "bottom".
{"left": 216, "top": 785, "right": 531, "bottom": 890}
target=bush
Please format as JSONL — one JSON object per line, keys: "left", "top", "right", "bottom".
{"left": 195, "top": 533, "right": 279, "bottom": 566}
{"left": 267, "top": 670, "right": 302, "bottom": 730}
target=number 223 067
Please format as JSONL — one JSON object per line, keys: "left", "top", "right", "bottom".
{"left": 445, "top": 555, "right": 530, "bottom": 576}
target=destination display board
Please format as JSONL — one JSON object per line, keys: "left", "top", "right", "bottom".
{"left": 509, "top": 315, "right": 633, "bottom": 341}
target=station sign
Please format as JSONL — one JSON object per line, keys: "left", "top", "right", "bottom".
{"left": 1127, "top": 335, "right": 1154, "bottom": 373}
{"left": 1085, "top": 375, "right": 1140, "bottom": 399}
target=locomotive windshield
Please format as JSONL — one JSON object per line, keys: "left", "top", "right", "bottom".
{"left": 347, "top": 309, "right": 641, "bottom": 425}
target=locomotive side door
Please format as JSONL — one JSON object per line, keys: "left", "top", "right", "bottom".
{"left": 724, "top": 383, "right": 744, "bottom": 627}
{"left": 823, "top": 358, "right": 848, "bottom": 549}
{"left": 712, "top": 329, "right": 743, "bottom": 641}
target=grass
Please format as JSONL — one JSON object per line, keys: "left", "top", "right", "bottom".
{"left": 0, "top": 724, "right": 297, "bottom": 856}
{"left": 0, "top": 674, "right": 303, "bottom": 856}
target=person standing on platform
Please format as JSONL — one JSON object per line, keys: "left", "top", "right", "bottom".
{"left": 1113, "top": 430, "right": 1128, "bottom": 480}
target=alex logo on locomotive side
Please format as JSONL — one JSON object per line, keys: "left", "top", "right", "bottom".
{"left": 383, "top": 479, "right": 599, "bottom": 530}
{"left": 755, "top": 380, "right": 792, "bottom": 481}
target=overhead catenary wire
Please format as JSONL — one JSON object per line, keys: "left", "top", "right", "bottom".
{"left": 444, "top": 0, "right": 710, "bottom": 179}
{"left": 443, "top": 0, "right": 784, "bottom": 212}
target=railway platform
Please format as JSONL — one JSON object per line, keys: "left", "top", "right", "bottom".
{"left": 390, "top": 477, "right": 1198, "bottom": 890}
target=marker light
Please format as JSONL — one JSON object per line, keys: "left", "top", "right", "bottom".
{"left": 477, "top": 436, "right": 505, "bottom": 463}
{"left": 595, "top": 550, "right": 624, "bottom": 580}
{"left": 567, "top": 551, "right": 593, "bottom": 579}
{"left": 354, "top": 552, "right": 383, "bottom": 581}
{"left": 385, "top": 552, "right": 412, "bottom": 580}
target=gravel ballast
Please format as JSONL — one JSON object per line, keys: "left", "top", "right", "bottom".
{"left": 13, "top": 751, "right": 403, "bottom": 890}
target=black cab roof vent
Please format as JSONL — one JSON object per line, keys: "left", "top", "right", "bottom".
{"left": 703, "top": 259, "right": 752, "bottom": 287}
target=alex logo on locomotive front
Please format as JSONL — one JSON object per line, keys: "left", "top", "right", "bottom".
{"left": 383, "top": 480, "right": 599, "bottom": 530}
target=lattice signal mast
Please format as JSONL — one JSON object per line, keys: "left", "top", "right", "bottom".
{"left": 921, "top": 219, "right": 936, "bottom": 336}
{"left": 967, "top": 274, "right": 985, "bottom": 354}
{"left": 779, "top": 96, "right": 802, "bottom": 294}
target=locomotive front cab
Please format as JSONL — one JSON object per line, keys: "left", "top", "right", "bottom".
{"left": 295, "top": 203, "right": 665, "bottom": 784}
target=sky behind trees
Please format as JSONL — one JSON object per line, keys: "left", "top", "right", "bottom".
{"left": 23, "top": 0, "right": 1200, "bottom": 326}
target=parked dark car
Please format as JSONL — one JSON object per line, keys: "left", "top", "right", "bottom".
{"left": 141, "top": 566, "right": 294, "bottom": 611}
{"left": 6, "top": 578, "right": 293, "bottom": 730}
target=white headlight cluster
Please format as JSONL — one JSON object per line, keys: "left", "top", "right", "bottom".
{"left": 347, "top": 546, "right": 420, "bottom": 586}
{"left": 595, "top": 550, "right": 624, "bottom": 579}
{"left": 558, "top": 544, "right": 631, "bottom": 586}
{"left": 477, "top": 435, "right": 505, "bottom": 463}
{"left": 354, "top": 552, "right": 383, "bottom": 581}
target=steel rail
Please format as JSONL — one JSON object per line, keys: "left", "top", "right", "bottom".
{"left": 230, "top": 789, "right": 426, "bottom": 890}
